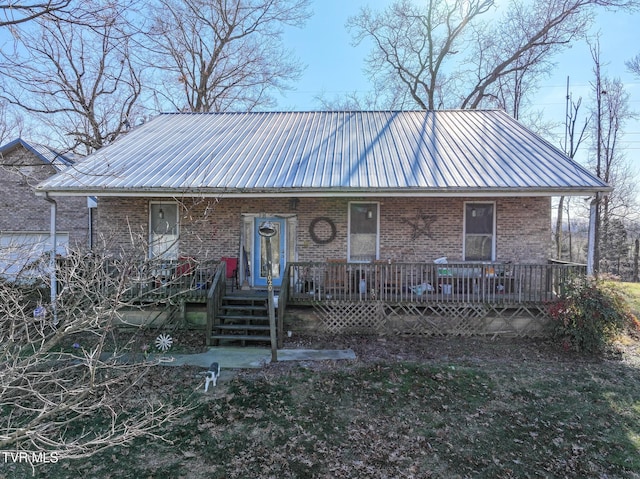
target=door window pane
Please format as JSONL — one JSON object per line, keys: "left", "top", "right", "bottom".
{"left": 259, "top": 221, "right": 281, "bottom": 279}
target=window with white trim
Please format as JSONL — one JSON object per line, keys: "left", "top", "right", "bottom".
{"left": 348, "top": 202, "right": 379, "bottom": 262}
{"left": 464, "top": 202, "right": 495, "bottom": 261}
{"left": 149, "top": 202, "right": 179, "bottom": 260}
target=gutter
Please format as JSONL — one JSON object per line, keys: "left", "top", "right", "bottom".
{"left": 36, "top": 185, "right": 613, "bottom": 199}
{"left": 43, "top": 193, "right": 58, "bottom": 325}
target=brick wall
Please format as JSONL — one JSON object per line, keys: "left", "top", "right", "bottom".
{"left": 95, "top": 195, "right": 552, "bottom": 264}
{"left": 0, "top": 146, "right": 90, "bottom": 249}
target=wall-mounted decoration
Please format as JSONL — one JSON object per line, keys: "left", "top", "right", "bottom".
{"left": 309, "top": 217, "right": 337, "bottom": 244}
{"left": 407, "top": 214, "right": 437, "bottom": 240}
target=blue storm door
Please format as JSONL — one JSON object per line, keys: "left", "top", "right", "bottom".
{"left": 253, "top": 217, "right": 286, "bottom": 288}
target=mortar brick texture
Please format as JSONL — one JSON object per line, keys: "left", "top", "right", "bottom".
{"left": 0, "top": 146, "right": 90, "bottom": 248}
{"left": 95, "top": 195, "right": 551, "bottom": 263}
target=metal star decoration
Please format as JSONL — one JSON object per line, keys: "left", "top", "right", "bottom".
{"left": 407, "top": 214, "right": 437, "bottom": 240}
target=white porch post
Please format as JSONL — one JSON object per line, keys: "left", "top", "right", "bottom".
{"left": 587, "top": 195, "right": 598, "bottom": 277}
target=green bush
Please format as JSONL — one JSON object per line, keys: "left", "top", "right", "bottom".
{"left": 548, "top": 278, "right": 635, "bottom": 355}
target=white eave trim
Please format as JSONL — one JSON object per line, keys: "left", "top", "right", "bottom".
{"left": 36, "top": 186, "right": 612, "bottom": 198}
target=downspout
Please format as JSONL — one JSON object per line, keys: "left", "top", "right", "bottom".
{"left": 44, "top": 193, "right": 58, "bottom": 325}
{"left": 88, "top": 203, "right": 93, "bottom": 250}
{"left": 88, "top": 197, "right": 94, "bottom": 250}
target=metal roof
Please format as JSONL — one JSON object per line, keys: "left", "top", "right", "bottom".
{"left": 0, "top": 138, "right": 75, "bottom": 171}
{"left": 36, "top": 111, "right": 609, "bottom": 197}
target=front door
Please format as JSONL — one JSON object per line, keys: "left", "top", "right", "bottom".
{"left": 253, "top": 217, "right": 286, "bottom": 288}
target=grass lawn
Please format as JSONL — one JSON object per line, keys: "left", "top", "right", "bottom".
{"left": 5, "top": 285, "right": 640, "bottom": 478}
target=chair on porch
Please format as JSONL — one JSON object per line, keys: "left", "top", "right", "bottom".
{"left": 176, "top": 256, "right": 196, "bottom": 275}
{"left": 175, "top": 255, "right": 197, "bottom": 289}
{"left": 221, "top": 257, "right": 239, "bottom": 291}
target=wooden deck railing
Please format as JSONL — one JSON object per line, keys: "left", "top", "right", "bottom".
{"left": 284, "top": 261, "right": 586, "bottom": 305}
{"left": 107, "top": 258, "right": 218, "bottom": 303}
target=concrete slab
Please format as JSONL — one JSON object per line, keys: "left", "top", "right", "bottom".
{"left": 277, "top": 349, "right": 356, "bottom": 362}
{"left": 156, "top": 347, "right": 356, "bottom": 369}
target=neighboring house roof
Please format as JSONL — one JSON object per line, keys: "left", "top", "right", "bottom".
{"left": 36, "top": 110, "right": 609, "bottom": 197}
{"left": 0, "top": 138, "right": 76, "bottom": 171}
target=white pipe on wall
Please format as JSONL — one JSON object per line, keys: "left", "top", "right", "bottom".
{"left": 44, "top": 193, "right": 58, "bottom": 325}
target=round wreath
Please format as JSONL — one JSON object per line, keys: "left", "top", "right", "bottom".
{"left": 309, "top": 217, "right": 337, "bottom": 245}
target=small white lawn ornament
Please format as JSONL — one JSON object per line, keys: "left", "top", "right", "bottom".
{"left": 154, "top": 333, "right": 173, "bottom": 352}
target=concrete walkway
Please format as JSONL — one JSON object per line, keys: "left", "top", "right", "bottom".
{"left": 154, "top": 347, "right": 357, "bottom": 369}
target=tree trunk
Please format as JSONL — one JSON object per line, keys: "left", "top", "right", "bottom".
{"left": 634, "top": 238, "right": 639, "bottom": 282}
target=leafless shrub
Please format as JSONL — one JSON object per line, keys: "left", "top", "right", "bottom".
{"left": 0, "top": 244, "right": 197, "bottom": 464}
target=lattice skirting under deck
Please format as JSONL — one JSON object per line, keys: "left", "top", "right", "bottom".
{"left": 314, "top": 301, "right": 387, "bottom": 334}
{"left": 312, "top": 301, "right": 551, "bottom": 337}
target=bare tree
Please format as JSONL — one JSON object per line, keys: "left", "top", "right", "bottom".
{"left": 590, "top": 40, "right": 638, "bottom": 275}
{"left": 0, "top": 0, "right": 72, "bottom": 26}
{"left": 144, "top": 0, "right": 311, "bottom": 112}
{"left": 347, "top": 0, "right": 637, "bottom": 113}
{"left": 313, "top": 83, "right": 392, "bottom": 111}
{"left": 0, "top": 247, "right": 193, "bottom": 464}
{"left": 626, "top": 53, "right": 640, "bottom": 76}
{"left": 555, "top": 86, "right": 590, "bottom": 260}
{"left": 0, "top": 99, "right": 25, "bottom": 143}
{"left": 0, "top": 2, "right": 143, "bottom": 154}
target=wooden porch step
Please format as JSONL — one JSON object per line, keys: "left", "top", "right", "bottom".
{"left": 221, "top": 304, "right": 267, "bottom": 312}
{"left": 219, "top": 314, "right": 269, "bottom": 321}
{"left": 216, "top": 324, "right": 270, "bottom": 331}
{"left": 223, "top": 295, "right": 268, "bottom": 302}
{"left": 208, "top": 292, "right": 274, "bottom": 347}
{"left": 209, "top": 334, "right": 271, "bottom": 342}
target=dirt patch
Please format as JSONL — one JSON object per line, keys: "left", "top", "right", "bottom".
{"left": 283, "top": 333, "right": 563, "bottom": 363}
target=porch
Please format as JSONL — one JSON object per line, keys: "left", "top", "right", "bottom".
{"left": 113, "top": 259, "right": 586, "bottom": 344}
{"left": 274, "top": 261, "right": 586, "bottom": 340}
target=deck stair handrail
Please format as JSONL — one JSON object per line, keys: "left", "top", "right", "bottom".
{"left": 277, "top": 263, "right": 292, "bottom": 348}
{"left": 206, "top": 261, "right": 227, "bottom": 345}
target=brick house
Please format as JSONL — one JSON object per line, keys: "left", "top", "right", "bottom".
{"left": 36, "top": 111, "right": 609, "bottom": 340}
{"left": 0, "top": 138, "right": 91, "bottom": 279}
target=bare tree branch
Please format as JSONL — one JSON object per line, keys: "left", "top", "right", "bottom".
{"left": 0, "top": 2, "right": 143, "bottom": 154}
{"left": 347, "top": 0, "right": 639, "bottom": 113}
{"left": 144, "top": 0, "right": 311, "bottom": 112}
{"left": 588, "top": 39, "right": 638, "bottom": 275}
{"left": 0, "top": 0, "right": 72, "bottom": 26}
{"left": 0, "top": 247, "right": 195, "bottom": 461}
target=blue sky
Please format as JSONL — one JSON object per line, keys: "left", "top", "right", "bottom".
{"left": 278, "top": 0, "right": 640, "bottom": 166}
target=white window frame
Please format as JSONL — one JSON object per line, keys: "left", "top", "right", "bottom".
{"left": 347, "top": 201, "right": 380, "bottom": 263}
{"left": 463, "top": 201, "right": 496, "bottom": 262}
{"left": 149, "top": 201, "right": 179, "bottom": 260}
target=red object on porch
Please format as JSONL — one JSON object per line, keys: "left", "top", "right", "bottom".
{"left": 176, "top": 256, "right": 196, "bottom": 277}
{"left": 222, "top": 257, "right": 239, "bottom": 291}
